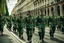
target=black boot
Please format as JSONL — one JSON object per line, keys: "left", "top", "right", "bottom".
{"left": 29, "top": 40, "right": 32, "bottom": 43}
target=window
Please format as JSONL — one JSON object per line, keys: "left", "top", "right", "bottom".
{"left": 48, "top": 8, "right": 49, "bottom": 16}
{"left": 51, "top": 7, "right": 54, "bottom": 16}
{"left": 62, "top": 4, "right": 64, "bottom": 15}
{"left": 45, "top": 9, "right": 46, "bottom": 15}
{"left": 57, "top": 6, "right": 60, "bottom": 16}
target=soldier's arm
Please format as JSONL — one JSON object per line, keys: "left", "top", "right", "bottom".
{"left": 3, "top": 16, "right": 6, "bottom": 25}
{"left": 24, "top": 17, "right": 27, "bottom": 28}
{"left": 22, "top": 18, "right": 25, "bottom": 28}
{"left": 35, "top": 16, "right": 38, "bottom": 27}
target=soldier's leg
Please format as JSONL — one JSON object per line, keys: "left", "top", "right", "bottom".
{"left": 57, "top": 24, "right": 61, "bottom": 31}
{"left": 29, "top": 30, "right": 33, "bottom": 43}
{"left": 53, "top": 26, "right": 56, "bottom": 36}
{"left": 62, "top": 27, "right": 64, "bottom": 34}
{"left": 49, "top": 27, "right": 53, "bottom": 39}
{"left": 7, "top": 24, "right": 10, "bottom": 30}
{"left": 0, "top": 26, "right": 1, "bottom": 35}
{"left": 26, "top": 28, "right": 30, "bottom": 41}
{"left": 33, "top": 28, "right": 35, "bottom": 33}
{"left": 62, "top": 25, "right": 64, "bottom": 34}
{"left": 29, "top": 35, "right": 32, "bottom": 43}
{"left": 13, "top": 26, "right": 16, "bottom": 32}
{"left": 18, "top": 27, "right": 21, "bottom": 38}
{"left": 26, "top": 29, "right": 32, "bottom": 43}
{"left": 20, "top": 29, "right": 24, "bottom": 39}
{"left": 50, "top": 26, "right": 55, "bottom": 39}
{"left": 19, "top": 30, "right": 21, "bottom": 38}
{"left": 10, "top": 24, "right": 12, "bottom": 31}
{"left": 41, "top": 28, "right": 45, "bottom": 41}
{"left": 1, "top": 26, "right": 3, "bottom": 35}
{"left": 7, "top": 24, "right": 8, "bottom": 28}
{"left": 38, "top": 32, "right": 42, "bottom": 40}
{"left": 9, "top": 24, "right": 12, "bottom": 31}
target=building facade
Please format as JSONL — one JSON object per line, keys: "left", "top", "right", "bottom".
{"left": 11, "top": 0, "right": 64, "bottom": 17}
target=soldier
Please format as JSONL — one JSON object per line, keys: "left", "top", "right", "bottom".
{"left": 56, "top": 16, "right": 61, "bottom": 31}
{"left": 36, "top": 10, "right": 46, "bottom": 43}
{"left": 12, "top": 14, "right": 18, "bottom": 32}
{"left": 6, "top": 16, "right": 12, "bottom": 31}
{"left": 0, "top": 12, "right": 5, "bottom": 35}
{"left": 25, "top": 11, "right": 35, "bottom": 43}
{"left": 60, "top": 16, "right": 64, "bottom": 34}
{"left": 49, "top": 12, "right": 57, "bottom": 40}
{"left": 17, "top": 13, "right": 24, "bottom": 39}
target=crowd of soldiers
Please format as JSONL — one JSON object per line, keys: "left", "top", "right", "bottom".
{"left": 0, "top": 10, "right": 64, "bottom": 43}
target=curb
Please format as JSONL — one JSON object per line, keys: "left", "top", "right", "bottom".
{"left": 5, "top": 28, "right": 26, "bottom": 43}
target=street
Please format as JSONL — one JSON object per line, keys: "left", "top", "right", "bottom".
{"left": 23, "top": 27, "right": 64, "bottom": 43}
{"left": 0, "top": 25, "right": 25, "bottom": 43}
{"left": 0, "top": 0, "right": 64, "bottom": 43}
{"left": 0, "top": 25, "right": 64, "bottom": 43}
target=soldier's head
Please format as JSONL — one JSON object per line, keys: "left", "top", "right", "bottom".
{"left": 0, "top": 12, "right": 2, "bottom": 17}
{"left": 13, "top": 14, "right": 16, "bottom": 18}
{"left": 40, "top": 9, "right": 44, "bottom": 16}
{"left": 19, "top": 13, "right": 22, "bottom": 17}
{"left": 27, "top": 11, "right": 31, "bottom": 16}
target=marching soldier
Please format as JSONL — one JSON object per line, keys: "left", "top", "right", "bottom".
{"left": 49, "top": 12, "right": 57, "bottom": 39}
{"left": 57, "top": 16, "right": 61, "bottom": 31}
{"left": 60, "top": 16, "right": 64, "bottom": 34}
{"left": 17, "top": 13, "right": 24, "bottom": 39}
{"left": 6, "top": 16, "right": 12, "bottom": 31}
{"left": 12, "top": 14, "right": 18, "bottom": 32}
{"left": 36, "top": 10, "right": 46, "bottom": 43}
{"left": 25, "top": 11, "right": 35, "bottom": 43}
{"left": 0, "top": 12, "right": 5, "bottom": 35}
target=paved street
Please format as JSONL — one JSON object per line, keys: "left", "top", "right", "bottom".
{"left": 22, "top": 27, "right": 64, "bottom": 43}
{"left": 0, "top": 26, "right": 64, "bottom": 43}
{"left": 0, "top": 25, "right": 25, "bottom": 43}
{"left": 0, "top": 32, "right": 12, "bottom": 43}
{"left": 13, "top": 27, "right": 64, "bottom": 43}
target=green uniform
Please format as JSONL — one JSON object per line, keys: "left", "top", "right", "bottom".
{"left": 60, "top": 16, "right": 64, "bottom": 34}
{"left": 12, "top": 16, "right": 17, "bottom": 32}
{"left": 25, "top": 15, "right": 35, "bottom": 41}
{"left": 49, "top": 16, "right": 57, "bottom": 39}
{"left": 17, "top": 16, "right": 24, "bottom": 38}
{"left": 6, "top": 16, "right": 12, "bottom": 31}
{"left": 57, "top": 16, "right": 61, "bottom": 31}
{"left": 0, "top": 16, "right": 5, "bottom": 32}
{"left": 36, "top": 15, "right": 46, "bottom": 41}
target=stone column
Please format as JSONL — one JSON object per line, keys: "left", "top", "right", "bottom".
{"left": 59, "top": 4, "right": 63, "bottom": 16}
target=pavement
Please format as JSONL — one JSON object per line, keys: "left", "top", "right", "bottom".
{"left": 0, "top": 25, "right": 64, "bottom": 43}
{"left": 0, "top": 25, "right": 26, "bottom": 43}
{"left": 23, "top": 27, "right": 64, "bottom": 43}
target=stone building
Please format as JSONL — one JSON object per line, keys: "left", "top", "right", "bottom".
{"left": 11, "top": 0, "right": 64, "bottom": 17}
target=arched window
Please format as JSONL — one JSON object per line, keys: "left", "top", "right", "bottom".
{"left": 45, "top": 9, "right": 46, "bottom": 16}
{"left": 48, "top": 8, "right": 49, "bottom": 16}
{"left": 62, "top": 4, "right": 64, "bottom": 15}
{"left": 51, "top": 7, "right": 54, "bottom": 16}
{"left": 57, "top": 6, "right": 60, "bottom": 16}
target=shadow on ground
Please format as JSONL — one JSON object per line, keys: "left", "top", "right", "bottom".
{"left": 0, "top": 34, "right": 13, "bottom": 43}
{"left": 52, "top": 38, "right": 64, "bottom": 43}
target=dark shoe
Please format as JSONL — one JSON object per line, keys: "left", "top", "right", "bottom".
{"left": 1, "top": 32, "right": 3, "bottom": 36}
{"left": 29, "top": 41, "right": 32, "bottom": 43}
{"left": 50, "top": 37, "right": 54, "bottom": 40}
{"left": 21, "top": 37, "right": 25, "bottom": 41}
{"left": 1, "top": 34, "right": 3, "bottom": 36}
{"left": 62, "top": 32, "right": 64, "bottom": 34}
